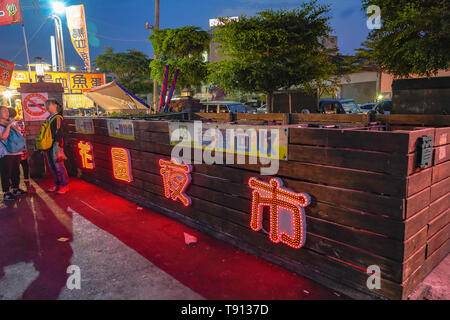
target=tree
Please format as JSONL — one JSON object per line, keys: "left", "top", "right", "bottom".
{"left": 208, "top": 1, "right": 335, "bottom": 113}
{"left": 94, "top": 47, "right": 153, "bottom": 94}
{"left": 148, "top": 26, "right": 210, "bottom": 90}
{"left": 359, "top": 0, "right": 450, "bottom": 76}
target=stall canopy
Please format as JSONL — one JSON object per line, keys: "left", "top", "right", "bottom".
{"left": 83, "top": 81, "right": 149, "bottom": 111}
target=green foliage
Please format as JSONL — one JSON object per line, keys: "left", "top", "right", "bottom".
{"left": 208, "top": 0, "right": 335, "bottom": 110}
{"left": 359, "top": 0, "right": 450, "bottom": 76}
{"left": 94, "top": 47, "right": 153, "bottom": 94}
{"left": 148, "top": 26, "right": 210, "bottom": 90}
{"left": 149, "top": 26, "right": 210, "bottom": 59}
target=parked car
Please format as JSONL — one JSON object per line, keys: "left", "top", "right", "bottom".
{"left": 201, "top": 101, "right": 248, "bottom": 114}
{"left": 256, "top": 104, "right": 267, "bottom": 114}
{"left": 359, "top": 102, "right": 377, "bottom": 113}
{"left": 373, "top": 99, "right": 393, "bottom": 115}
{"left": 319, "top": 99, "right": 362, "bottom": 114}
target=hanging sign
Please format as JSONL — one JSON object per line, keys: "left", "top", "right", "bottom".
{"left": 66, "top": 5, "right": 91, "bottom": 71}
{"left": 21, "top": 92, "right": 50, "bottom": 121}
{"left": 0, "top": 0, "right": 22, "bottom": 26}
{"left": 0, "top": 58, "right": 14, "bottom": 87}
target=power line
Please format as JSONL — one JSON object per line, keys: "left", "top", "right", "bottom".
{"left": 87, "top": 31, "right": 147, "bottom": 43}
{"left": 10, "top": 17, "right": 51, "bottom": 61}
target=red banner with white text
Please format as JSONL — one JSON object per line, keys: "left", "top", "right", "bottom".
{"left": 0, "top": 0, "right": 22, "bottom": 26}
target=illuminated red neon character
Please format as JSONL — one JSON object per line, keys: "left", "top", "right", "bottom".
{"left": 159, "top": 159, "right": 192, "bottom": 207}
{"left": 111, "top": 147, "right": 133, "bottom": 183}
{"left": 78, "top": 141, "right": 95, "bottom": 169}
{"left": 248, "top": 177, "right": 311, "bottom": 249}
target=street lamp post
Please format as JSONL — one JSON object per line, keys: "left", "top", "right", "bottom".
{"left": 153, "top": 0, "right": 159, "bottom": 113}
{"left": 51, "top": 2, "right": 66, "bottom": 72}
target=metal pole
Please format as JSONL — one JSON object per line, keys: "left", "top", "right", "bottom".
{"left": 153, "top": 0, "right": 160, "bottom": 113}
{"left": 21, "top": 24, "right": 33, "bottom": 82}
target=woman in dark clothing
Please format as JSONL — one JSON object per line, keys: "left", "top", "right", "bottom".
{"left": 44, "top": 99, "right": 69, "bottom": 194}
{"left": 0, "top": 106, "right": 27, "bottom": 201}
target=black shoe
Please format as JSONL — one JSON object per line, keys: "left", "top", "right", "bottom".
{"left": 12, "top": 188, "right": 27, "bottom": 196}
{"left": 3, "top": 193, "right": 15, "bottom": 201}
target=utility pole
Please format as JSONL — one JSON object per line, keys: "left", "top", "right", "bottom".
{"left": 153, "top": 0, "right": 160, "bottom": 113}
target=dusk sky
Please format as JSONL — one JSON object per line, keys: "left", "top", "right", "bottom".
{"left": 1, "top": 0, "right": 370, "bottom": 69}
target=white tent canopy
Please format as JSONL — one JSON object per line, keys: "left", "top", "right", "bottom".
{"left": 83, "top": 81, "right": 149, "bottom": 111}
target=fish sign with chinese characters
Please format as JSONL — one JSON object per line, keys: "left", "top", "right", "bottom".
{"left": 159, "top": 159, "right": 192, "bottom": 207}
{"left": 78, "top": 141, "right": 95, "bottom": 170}
{"left": 248, "top": 177, "right": 311, "bottom": 249}
{"left": 111, "top": 147, "right": 133, "bottom": 183}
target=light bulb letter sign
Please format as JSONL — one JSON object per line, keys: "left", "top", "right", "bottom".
{"left": 78, "top": 141, "right": 94, "bottom": 169}
{"left": 111, "top": 147, "right": 133, "bottom": 183}
{"left": 249, "top": 177, "right": 311, "bottom": 249}
{"left": 159, "top": 159, "right": 192, "bottom": 207}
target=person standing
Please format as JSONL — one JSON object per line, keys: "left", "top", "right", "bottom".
{"left": 43, "top": 99, "right": 69, "bottom": 194}
{"left": 0, "top": 106, "right": 27, "bottom": 201}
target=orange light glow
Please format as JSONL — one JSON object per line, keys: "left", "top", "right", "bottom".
{"left": 248, "top": 177, "right": 311, "bottom": 249}
{"left": 111, "top": 147, "right": 133, "bottom": 183}
{"left": 78, "top": 141, "right": 95, "bottom": 169}
{"left": 159, "top": 159, "right": 192, "bottom": 207}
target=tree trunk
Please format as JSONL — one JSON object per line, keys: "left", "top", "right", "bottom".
{"left": 266, "top": 92, "right": 273, "bottom": 113}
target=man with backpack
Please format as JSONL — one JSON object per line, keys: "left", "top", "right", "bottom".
{"left": 0, "top": 106, "right": 27, "bottom": 201}
{"left": 36, "top": 99, "right": 69, "bottom": 194}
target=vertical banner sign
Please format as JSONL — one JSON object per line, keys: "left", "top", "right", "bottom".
{"left": 0, "top": 58, "right": 14, "bottom": 87}
{"left": 159, "top": 64, "right": 169, "bottom": 112}
{"left": 66, "top": 5, "right": 91, "bottom": 72}
{"left": 0, "top": 0, "right": 23, "bottom": 26}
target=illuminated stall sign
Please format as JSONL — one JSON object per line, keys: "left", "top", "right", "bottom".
{"left": 159, "top": 159, "right": 192, "bottom": 207}
{"left": 75, "top": 118, "right": 95, "bottom": 134}
{"left": 111, "top": 147, "right": 133, "bottom": 183}
{"left": 169, "top": 122, "right": 289, "bottom": 160}
{"left": 248, "top": 177, "right": 311, "bottom": 249}
{"left": 107, "top": 119, "right": 135, "bottom": 141}
{"left": 78, "top": 141, "right": 95, "bottom": 169}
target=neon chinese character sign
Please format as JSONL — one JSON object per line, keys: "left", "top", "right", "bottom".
{"left": 248, "top": 177, "right": 311, "bottom": 249}
{"left": 111, "top": 147, "right": 133, "bottom": 183}
{"left": 159, "top": 159, "right": 192, "bottom": 207}
{"left": 78, "top": 141, "right": 95, "bottom": 169}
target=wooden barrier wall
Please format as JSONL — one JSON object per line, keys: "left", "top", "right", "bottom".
{"left": 63, "top": 116, "right": 450, "bottom": 300}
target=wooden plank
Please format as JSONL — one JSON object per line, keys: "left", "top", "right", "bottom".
{"left": 402, "top": 245, "right": 426, "bottom": 284}
{"left": 134, "top": 120, "right": 169, "bottom": 133}
{"left": 233, "top": 160, "right": 407, "bottom": 198}
{"left": 289, "top": 127, "right": 411, "bottom": 154}
{"left": 422, "top": 239, "right": 450, "bottom": 277}
{"left": 426, "top": 223, "right": 450, "bottom": 258}
{"left": 430, "top": 177, "right": 450, "bottom": 203}
{"left": 406, "top": 168, "right": 432, "bottom": 197}
{"left": 405, "top": 187, "right": 430, "bottom": 219}
{"left": 434, "top": 144, "right": 450, "bottom": 165}
{"left": 428, "top": 208, "right": 450, "bottom": 240}
{"left": 292, "top": 114, "right": 368, "bottom": 124}
{"left": 432, "top": 160, "right": 450, "bottom": 184}
{"left": 404, "top": 226, "right": 427, "bottom": 262}
{"left": 289, "top": 144, "right": 409, "bottom": 176}
{"left": 434, "top": 127, "right": 450, "bottom": 146}
{"left": 429, "top": 193, "right": 450, "bottom": 222}
{"left": 404, "top": 206, "right": 429, "bottom": 240}
{"left": 376, "top": 115, "right": 450, "bottom": 127}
